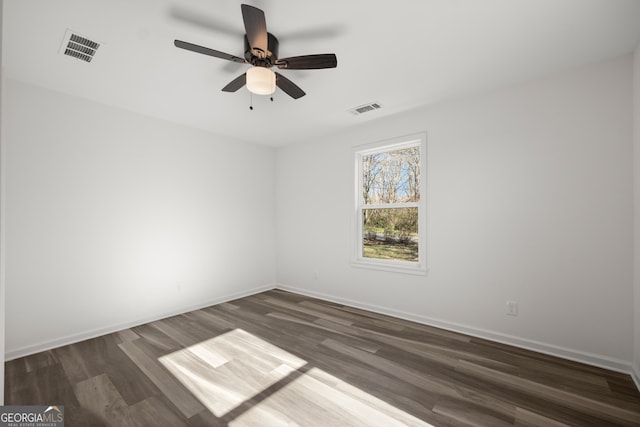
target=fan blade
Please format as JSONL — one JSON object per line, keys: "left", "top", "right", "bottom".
{"left": 174, "top": 40, "right": 246, "bottom": 64}
{"left": 275, "top": 72, "right": 305, "bottom": 99}
{"left": 222, "top": 73, "right": 247, "bottom": 92}
{"left": 275, "top": 54, "right": 337, "bottom": 70}
{"left": 241, "top": 4, "right": 268, "bottom": 56}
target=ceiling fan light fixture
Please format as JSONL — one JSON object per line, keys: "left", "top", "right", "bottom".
{"left": 174, "top": 4, "right": 335, "bottom": 99}
{"left": 246, "top": 66, "right": 276, "bottom": 95}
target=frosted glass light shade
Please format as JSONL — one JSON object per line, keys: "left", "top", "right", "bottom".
{"left": 246, "top": 67, "right": 276, "bottom": 95}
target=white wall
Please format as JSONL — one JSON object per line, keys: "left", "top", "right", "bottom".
{"left": 277, "top": 55, "right": 634, "bottom": 369}
{"left": 4, "top": 80, "right": 276, "bottom": 358}
{"left": 0, "top": 0, "right": 5, "bottom": 405}
{"left": 634, "top": 42, "right": 640, "bottom": 385}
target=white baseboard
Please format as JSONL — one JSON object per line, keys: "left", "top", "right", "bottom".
{"left": 276, "top": 284, "right": 636, "bottom": 378}
{"left": 5, "top": 283, "right": 276, "bottom": 361}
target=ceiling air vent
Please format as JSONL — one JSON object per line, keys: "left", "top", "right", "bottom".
{"left": 60, "top": 29, "right": 100, "bottom": 63}
{"left": 349, "top": 102, "right": 382, "bottom": 116}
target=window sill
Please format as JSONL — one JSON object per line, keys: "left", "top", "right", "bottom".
{"left": 351, "top": 258, "right": 428, "bottom": 276}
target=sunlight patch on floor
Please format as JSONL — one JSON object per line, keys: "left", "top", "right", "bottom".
{"left": 160, "top": 328, "right": 433, "bottom": 425}
{"left": 231, "top": 367, "right": 434, "bottom": 426}
{"left": 159, "top": 328, "right": 307, "bottom": 417}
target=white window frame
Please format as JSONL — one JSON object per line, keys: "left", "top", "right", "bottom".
{"left": 352, "top": 132, "right": 427, "bottom": 275}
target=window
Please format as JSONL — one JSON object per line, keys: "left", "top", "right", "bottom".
{"left": 353, "top": 133, "right": 427, "bottom": 274}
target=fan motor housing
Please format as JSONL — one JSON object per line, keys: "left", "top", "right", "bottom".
{"left": 244, "top": 32, "right": 279, "bottom": 67}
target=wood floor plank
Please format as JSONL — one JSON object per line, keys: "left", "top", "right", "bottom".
{"left": 456, "top": 359, "right": 640, "bottom": 425}
{"left": 157, "top": 328, "right": 308, "bottom": 419}
{"left": 182, "top": 309, "right": 235, "bottom": 332}
{"left": 305, "top": 366, "right": 432, "bottom": 426}
{"left": 130, "top": 323, "right": 182, "bottom": 353}
{"left": 321, "top": 336, "right": 522, "bottom": 424}
{"left": 467, "top": 338, "right": 619, "bottom": 397}
{"left": 117, "top": 328, "right": 140, "bottom": 343}
{"left": 54, "top": 333, "right": 159, "bottom": 407}
{"left": 53, "top": 343, "right": 95, "bottom": 385}
{"left": 150, "top": 318, "right": 206, "bottom": 349}
{"left": 6, "top": 362, "right": 79, "bottom": 408}
{"left": 315, "top": 316, "right": 514, "bottom": 372}
{"left": 5, "top": 289, "right": 640, "bottom": 426}
{"left": 129, "top": 396, "right": 189, "bottom": 427}
{"left": 262, "top": 297, "right": 356, "bottom": 326}
{"left": 432, "top": 397, "right": 515, "bottom": 427}
{"left": 321, "top": 337, "right": 463, "bottom": 399}
{"left": 74, "top": 373, "right": 136, "bottom": 427}
{"left": 513, "top": 407, "right": 573, "bottom": 427}
{"left": 337, "top": 304, "right": 472, "bottom": 343}
{"left": 234, "top": 367, "right": 429, "bottom": 427}
{"left": 23, "top": 350, "right": 58, "bottom": 373}
{"left": 117, "top": 340, "right": 205, "bottom": 418}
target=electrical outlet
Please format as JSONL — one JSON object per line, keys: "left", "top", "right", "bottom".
{"left": 506, "top": 300, "right": 518, "bottom": 316}
{"left": 313, "top": 271, "right": 319, "bottom": 280}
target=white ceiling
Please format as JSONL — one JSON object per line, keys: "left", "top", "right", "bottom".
{"left": 4, "top": 0, "right": 640, "bottom": 146}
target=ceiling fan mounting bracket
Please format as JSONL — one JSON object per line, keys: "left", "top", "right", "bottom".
{"left": 244, "top": 33, "right": 279, "bottom": 67}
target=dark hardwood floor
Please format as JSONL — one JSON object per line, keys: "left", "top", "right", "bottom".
{"left": 5, "top": 289, "right": 640, "bottom": 426}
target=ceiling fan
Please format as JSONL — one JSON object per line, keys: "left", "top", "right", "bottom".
{"left": 174, "top": 3, "right": 337, "bottom": 99}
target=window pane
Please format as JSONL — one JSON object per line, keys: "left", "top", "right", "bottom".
{"left": 362, "top": 146, "right": 420, "bottom": 204}
{"left": 362, "top": 207, "right": 418, "bottom": 261}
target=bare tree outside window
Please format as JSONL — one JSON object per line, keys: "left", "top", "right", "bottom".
{"left": 361, "top": 146, "right": 420, "bottom": 261}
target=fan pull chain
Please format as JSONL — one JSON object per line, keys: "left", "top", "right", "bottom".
{"left": 248, "top": 94, "right": 275, "bottom": 110}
